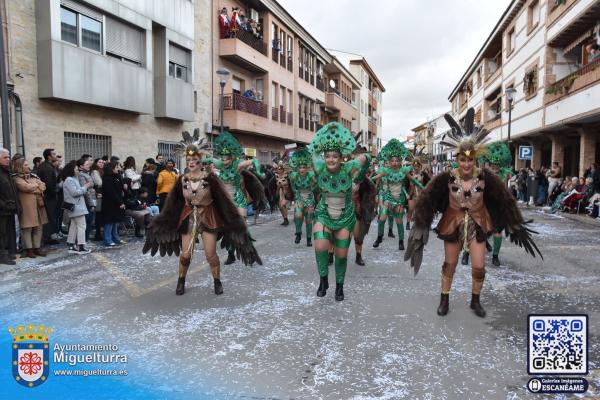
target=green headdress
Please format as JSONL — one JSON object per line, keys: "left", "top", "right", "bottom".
{"left": 377, "top": 138, "right": 410, "bottom": 162}
{"left": 289, "top": 146, "right": 311, "bottom": 169}
{"left": 213, "top": 131, "right": 243, "bottom": 158}
{"left": 479, "top": 141, "right": 512, "bottom": 167}
{"left": 309, "top": 122, "right": 356, "bottom": 157}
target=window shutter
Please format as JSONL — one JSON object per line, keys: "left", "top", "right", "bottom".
{"left": 60, "top": 0, "right": 102, "bottom": 21}
{"left": 169, "top": 43, "right": 191, "bottom": 68}
{"left": 106, "top": 16, "right": 144, "bottom": 63}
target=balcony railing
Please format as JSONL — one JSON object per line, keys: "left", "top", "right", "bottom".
{"left": 279, "top": 106, "right": 286, "bottom": 123}
{"left": 545, "top": 58, "right": 600, "bottom": 103}
{"left": 316, "top": 78, "right": 324, "bottom": 91}
{"left": 224, "top": 93, "right": 268, "bottom": 118}
{"left": 272, "top": 106, "right": 279, "bottom": 121}
{"left": 272, "top": 47, "right": 280, "bottom": 63}
{"left": 228, "top": 28, "right": 267, "bottom": 56}
{"left": 287, "top": 112, "right": 293, "bottom": 125}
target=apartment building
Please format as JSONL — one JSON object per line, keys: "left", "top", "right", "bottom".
{"left": 321, "top": 56, "right": 360, "bottom": 138}
{"left": 0, "top": 0, "right": 211, "bottom": 165}
{"left": 328, "top": 50, "right": 385, "bottom": 154}
{"left": 449, "top": 0, "right": 600, "bottom": 177}
{"left": 213, "top": 0, "right": 331, "bottom": 164}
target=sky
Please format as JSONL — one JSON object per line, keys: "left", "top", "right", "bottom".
{"left": 277, "top": 0, "right": 510, "bottom": 141}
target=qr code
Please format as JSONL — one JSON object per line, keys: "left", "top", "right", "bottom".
{"left": 528, "top": 315, "right": 587, "bottom": 375}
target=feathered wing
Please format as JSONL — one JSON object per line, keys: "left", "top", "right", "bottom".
{"left": 357, "top": 177, "right": 377, "bottom": 229}
{"left": 241, "top": 170, "right": 268, "bottom": 212}
{"left": 142, "top": 177, "right": 184, "bottom": 257}
{"left": 206, "top": 173, "right": 262, "bottom": 266}
{"left": 404, "top": 172, "right": 451, "bottom": 275}
{"left": 482, "top": 169, "right": 543, "bottom": 259}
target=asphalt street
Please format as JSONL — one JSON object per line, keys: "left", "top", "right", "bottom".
{"left": 1, "top": 209, "right": 599, "bottom": 399}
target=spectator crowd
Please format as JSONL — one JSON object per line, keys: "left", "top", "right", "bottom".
{"left": 0, "top": 147, "right": 179, "bottom": 265}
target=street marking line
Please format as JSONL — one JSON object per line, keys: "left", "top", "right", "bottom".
{"left": 92, "top": 252, "right": 144, "bottom": 298}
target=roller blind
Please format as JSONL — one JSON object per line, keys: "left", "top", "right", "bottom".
{"left": 169, "top": 42, "right": 191, "bottom": 68}
{"left": 106, "top": 16, "right": 144, "bottom": 63}
{"left": 60, "top": 0, "right": 102, "bottom": 21}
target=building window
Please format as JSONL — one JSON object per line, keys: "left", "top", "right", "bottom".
{"left": 60, "top": 7, "right": 78, "bottom": 45}
{"left": 64, "top": 132, "right": 112, "bottom": 162}
{"left": 106, "top": 16, "right": 144, "bottom": 66}
{"left": 60, "top": 5, "right": 102, "bottom": 52}
{"left": 81, "top": 14, "right": 102, "bottom": 51}
{"left": 168, "top": 42, "right": 191, "bottom": 82}
{"left": 528, "top": 0, "right": 540, "bottom": 34}
{"left": 507, "top": 27, "right": 516, "bottom": 55}
{"left": 232, "top": 77, "right": 242, "bottom": 94}
{"left": 158, "top": 141, "right": 183, "bottom": 172}
{"left": 523, "top": 65, "right": 539, "bottom": 99}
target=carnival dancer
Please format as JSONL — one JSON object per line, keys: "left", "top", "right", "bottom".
{"left": 143, "top": 131, "right": 262, "bottom": 296}
{"left": 404, "top": 109, "right": 542, "bottom": 317}
{"left": 372, "top": 139, "right": 423, "bottom": 251}
{"left": 460, "top": 142, "right": 512, "bottom": 267}
{"left": 289, "top": 147, "right": 317, "bottom": 246}
{"left": 351, "top": 146, "right": 377, "bottom": 266}
{"left": 203, "top": 131, "right": 267, "bottom": 265}
{"left": 406, "top": 153, "right": 431, "bottom": 231}
{"left": 272, "top": 157, "right": 293, "bottom": 226}
{"left": 309, "top": 122, "right": 371, "bottom": 301}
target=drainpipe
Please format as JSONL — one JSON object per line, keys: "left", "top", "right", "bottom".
{"left": 8, "top": 85, "right": 23, "bottom": 157}
{"left": 0, "top": 6, "right": 11, "bottom": 150}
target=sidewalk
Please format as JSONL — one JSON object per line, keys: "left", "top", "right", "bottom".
{"left": 518, "top": 203, "right": 600, "bottom": 228}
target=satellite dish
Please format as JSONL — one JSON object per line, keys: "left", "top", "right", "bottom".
{"left": 329, "top": 79, "right": 336, "bottom": 89}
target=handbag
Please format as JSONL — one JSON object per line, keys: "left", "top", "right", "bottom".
{"left": 62, "top": 201, "right": 75, "bottom": 212}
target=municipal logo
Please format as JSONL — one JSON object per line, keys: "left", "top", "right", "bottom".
{"left": 8, "top": 324, "right": 53, "bottom": 388}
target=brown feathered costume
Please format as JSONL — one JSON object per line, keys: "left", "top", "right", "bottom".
{"left": 404, "top": 107, "right": 542, "bottom": 318}
{"left": 143, "top": 173, "right": 262, "bottom": 266}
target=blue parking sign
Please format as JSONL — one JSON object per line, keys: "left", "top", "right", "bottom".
{"left": 519, "top": 146, "right": 533, "bottom": 160}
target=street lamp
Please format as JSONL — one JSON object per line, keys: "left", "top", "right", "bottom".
{"left": 216, "top": 68, "right": 231, "bottom": 140}
{"left": 505, "top": 87, "right": 517, "bottom": 144}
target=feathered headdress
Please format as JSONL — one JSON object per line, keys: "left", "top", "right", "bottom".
{"left": 441, "top": 108, "right": 490, "bottom": 159}
{"left": 213, "top": 131, "right": 243, "bottom": 158}
{"left": 289, "top": 146, "right": 311, "bottom": 169}
{"left": 377, "top": 138, "right": 410, "bottom": 162}
{"left": 309, "top": 122, "right": 356, "bottom": 157}
{"left": 173, "top": 129, "right": 212, "bottom": 158}
{"left": 479, "top": 141, "right": 512, "bottom": 167}
{"left": 410, "top": 147, "right": 431, "bottom": 168}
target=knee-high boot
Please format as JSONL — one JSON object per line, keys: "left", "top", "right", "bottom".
{"left": 396, "top": 213, "right": 405, "bottom": 250}
{"left": 471, "top": 268, "right": 486, "bottom": 317}
{"left": 176, "top": 255, "right": 191, "bottom": 295}
{"left": 315, "top": 250, "right": 329, "bottom": 297}
{"left": 334, "top": 256, "right": 347, "bottom": 301}
{"left": 437, "top": 262, "right": 456, "bottom": 315}
{"left": 492, "top": 236, "right": 502, "bottom": 266}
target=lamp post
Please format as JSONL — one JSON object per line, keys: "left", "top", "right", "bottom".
{"left": 216, "top": 68, "right": 231, "bottom": 141}
{"left": 505, "top": 87, "right": 517, "bottom": 144}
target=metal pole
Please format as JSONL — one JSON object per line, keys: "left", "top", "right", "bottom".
{"left": 219, "top": 82, "right": 225, "bottom": 134}
{"left": 508, "top": 100, "right": 513, "bottom": 169}
{"left": 0, "top": 10, "right": 11, "bottom": 151}
{"left": 507, "top": 100, "right": 512, "bottom": 143}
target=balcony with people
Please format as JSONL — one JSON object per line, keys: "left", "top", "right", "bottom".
{"left": 545, "top": 14, "right": 600, "bottom": 105}
{"left": 218, "top": 5, "right": 269, "bottom": 73}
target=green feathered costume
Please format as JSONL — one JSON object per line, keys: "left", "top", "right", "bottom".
{"left": 309, "top": 122, "right": 371, "bottom": 298}
{"left": 289, "top": 146, "right": 317, "bottom": 241}
{"left": 374, "top": 139, "right": 423, "bottom": 244}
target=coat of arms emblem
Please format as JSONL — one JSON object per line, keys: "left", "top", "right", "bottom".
{"left": 8, "top": 324, "right": 52, "bottom": 388}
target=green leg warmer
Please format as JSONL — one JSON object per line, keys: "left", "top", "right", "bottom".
{"left": 378, "top": 220, "right": 385, "bottom": 236}
{"left": 396, "top": 212, "right": 405, "bottom": 240}
{"left": 315, "top": 250, "right": 329, "bottom": 278}
{"left": 294, "top": 213, "right": 303, "bottom": 234}
{"left": 493, "top": 235, "right": 503, "bottom": 256}
{"left": 387, "top": 213, "right": 394, "bottom": 230}
{"left": 334, "top": 256, "right": 348, "bottom": 284}
{"left": 305, "top": 220, "right": 313, "bottom": 237}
